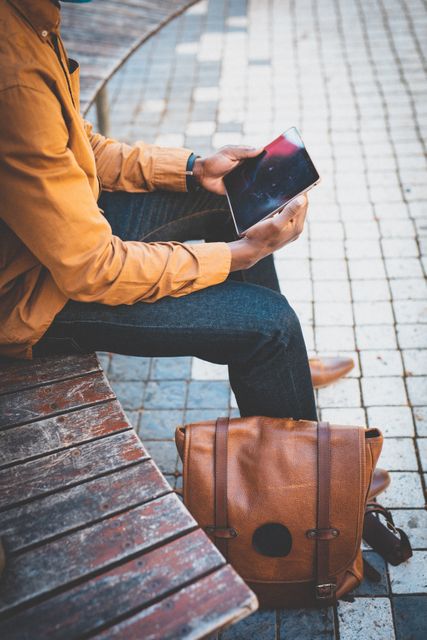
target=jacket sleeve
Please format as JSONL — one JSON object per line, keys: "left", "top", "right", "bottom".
{"left": 0, "top": 86, "right": 231, "bottom": 304}
{"left": 83, "top": 120, "right": 192, "bottom": 192}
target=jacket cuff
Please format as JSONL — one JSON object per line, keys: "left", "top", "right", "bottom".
{"left": 190, "top": 242, "right": 232, "bottom": 288}
{"left": 153, "top": 147, "right": 194, "bottom": 192}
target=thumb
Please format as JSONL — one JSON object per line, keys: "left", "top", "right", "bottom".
{"left": 284, "top": 194, "right": 307, "bottom": 213}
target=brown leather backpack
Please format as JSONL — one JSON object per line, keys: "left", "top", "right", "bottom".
{"left": 175, "top": 417, "right": 383, "bottom": 608}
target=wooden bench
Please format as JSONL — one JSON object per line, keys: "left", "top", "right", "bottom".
{"left": 0, "top": 354, "right": 257, "bottom": 638}
{"left": 61, "top": 0, "right": 201, "bottom": 133}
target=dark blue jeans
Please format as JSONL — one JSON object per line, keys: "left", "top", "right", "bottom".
{"left": 34, "top": 189, "right": 317, "bottom": 420}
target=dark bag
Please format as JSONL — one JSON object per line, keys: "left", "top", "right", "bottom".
{"left": 363, "top": 503, "right": 413, "bottom": 566}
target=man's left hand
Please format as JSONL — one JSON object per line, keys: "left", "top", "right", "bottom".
{"left": 193, "top": 146, "right": 263, "bottom": 195}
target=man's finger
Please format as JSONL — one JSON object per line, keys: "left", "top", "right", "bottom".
{"left": 223, "top": 145, "right": 264, "bottom": 160}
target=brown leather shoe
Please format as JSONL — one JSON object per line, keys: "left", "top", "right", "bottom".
{"left": 368, "top": 468, "right": 391, "bottom": 500}
{"left": 309, "top": 356, "right": 354, "bottom": 389}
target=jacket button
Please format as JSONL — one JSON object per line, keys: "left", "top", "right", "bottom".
{"left": 41, "top": 30, "right": 48, "bottom": 37}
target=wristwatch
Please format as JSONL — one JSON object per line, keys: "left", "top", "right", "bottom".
{"left": 185, "top": 153, "right": 201, "bottom": 192}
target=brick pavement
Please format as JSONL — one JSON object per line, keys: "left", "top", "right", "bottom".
{"left": 90, "top": 0, "right": 427, "bottom": 637}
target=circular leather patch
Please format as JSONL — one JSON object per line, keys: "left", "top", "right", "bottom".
{"left": 252, "top": 523, "right": 293, "bottom": 557}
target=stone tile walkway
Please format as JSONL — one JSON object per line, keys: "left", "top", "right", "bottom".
{"left": 90, "top": 0, "right": 427, "bottom": 637}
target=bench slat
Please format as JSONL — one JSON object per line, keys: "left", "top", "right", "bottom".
{"left": 0, "top": 400, "right": 130, "bottom": 469}
{"left": 0, "top": 494, "right": 195, "bottom": 614}
{"left": 0, "top": 460, "right": 169, "bottom": 553}
{"left": 61, "top": 0, "right": 199, "bottom": 113}
{"left": 0, "top": 354, "right": 100, "bottom": 395}
{"left": 0, "top": 371, "right": 115, "bottom": 429}
{"left": 0, "top": 530, "right": 223, "bottom": 640}
{"left": 92, "top": 564, "right": 258, "bottom": 640}
{"left": 0, "top": 430, "right": 147, "bottom": 510}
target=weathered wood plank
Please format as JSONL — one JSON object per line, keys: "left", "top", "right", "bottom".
{"left": 0, "top": 371, "right": 115, "bottom": 429}
{"left": 61, "top": 0, "right": 199, "bottom": 113}
{"left": 0, "top": 400, "right": 129, "bottom": 469}
{"left": 0, "top": 354, "right": 100, "bottom": 396}
{"left": 0, "top": 460, "right": 169, "bottom": 553}
{"left": 0, "top": 430, "right": 147, "bottom": 510}
{"left": 92, "top": 565, "right": 258, "bottom": 640}
{"left": 0, "top": 530, "right": 224, "bottom": 640}
{"left": 0, "top": 494, "right": 195, "bottom": 614}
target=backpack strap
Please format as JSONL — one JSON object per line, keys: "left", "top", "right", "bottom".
{"left": 315, "top": 421, "right": 337, "bottom": 601}
{"left": 204, "top": 417, "right": 237, "bottom": 557}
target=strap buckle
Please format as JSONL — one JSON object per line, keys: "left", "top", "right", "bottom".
{"left": 315, "top": 583, "right": 337, "bottom": 600}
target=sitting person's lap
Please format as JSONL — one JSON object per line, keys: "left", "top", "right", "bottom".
{"left": 34, "top": 189, "right": 316, "bottom": 420}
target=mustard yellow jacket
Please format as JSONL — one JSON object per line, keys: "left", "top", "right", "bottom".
{"left": 0, "top": 0, "right": 231, "bottom": 359}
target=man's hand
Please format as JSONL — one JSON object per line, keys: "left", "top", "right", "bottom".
{"left": 193, "top": 146, "right": 263, "bottom": 194}
{"left": 228, "top": 195, "right": 308, "bottom": 271}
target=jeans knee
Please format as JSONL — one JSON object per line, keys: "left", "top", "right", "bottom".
{"left": 242, "top": 286, "right": 302, "bottom": 348}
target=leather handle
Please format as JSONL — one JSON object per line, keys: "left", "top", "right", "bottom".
{"left": 315, "top": 421, "right": 336, "bottom": 601}
{"left": 214, "top": 417, "right": 230, "bottom": 558}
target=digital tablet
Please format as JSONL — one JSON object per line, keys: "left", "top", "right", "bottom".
{"left": 224, "top": 127, "right": 320, "bottom": 235}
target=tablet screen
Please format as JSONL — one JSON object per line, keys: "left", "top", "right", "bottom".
{"left": 224, "top": 127, "right": 319, "bottom": 234}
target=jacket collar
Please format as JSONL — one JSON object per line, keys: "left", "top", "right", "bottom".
{"left": 8, "top": 0, "right": 61, "bottom": 40}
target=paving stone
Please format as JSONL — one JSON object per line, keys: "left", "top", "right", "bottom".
{"left": 184, "top": 409, "right": 219, "bottom": 423}
{"left": 413, "top": 407, "right": 427, "bottom": 436}
{"left": 353, "top": 301, "right": 394, "bottom": 326}
{"left": 315, "top": 302, "right": 353, "bottom": 326}
{"left": 316, "top": 326, "right": 356, "bottom": 351}
{"left": 187, "top": 380, "right": 230, "bottom": 409}
{"left": 321, "top": 407, "right": 366, "bottom": 426}
{"left": 379, "top": 438, "right": 418, "bottom": 471}
{"left": 150, "top": 357, "right": 192, "bottom": 380}
{"left": 144, "top": 380, "right": 187, "bottom": 409}
{"left": 360, "top": 350, "right": 403, "bottom": 377}
{"left": 381, "top": 472, "right": 425, "bottom": 508}
{"left": 96, "top": 352, "right": 111, "bottom": 373}
{"left": 282, "top": 279, "right": 313, "bottom": 302}
{"left": 138, "top": 409, "right": 183, "bottom": 439}
{"left": 278, "top": 607, "right": 335, "bottom": 639}
{"left": 220, "top": 610, "right": 276, "bottom": 639}
{"left": 389, "top": 551, "right": 427, "bottom": 594}
{"left": 191, "top": 358, "right": 229, "bottom": 380}
{"left": 318, "top": 379, "right": 361, "bottom": 409}
{"left": 361, "top": 377, "right": 407, "bottom": 407}
{"left": 397, "top": 324, "right": 427, "bottom": 349}
{"left": 311, "top": 259, "right": 349, "bottom": 280}
{"left": 348, "top": 259, "right": 386, "bottom": 280}
{"left": 337, "top": 598, "right": 395, "bottom": 640}
{"left": 109, "top": 354, "right": 150, "bottom": 381}
{"left": 352, "top": 552, "right": 389, "bottom": 597}
{"left": 402, "top": 350, "right": 427, "bottom": 376}
{"left": 417, "top": 438, "right": 427, "bottom": 472}
{"left": 367, "top": 407, "right": 415, "bottom": 437}
{"left": 125, "top": 411, "right": 140, "bottom": 429}
{"left": 145, "top": 441, "right": 178, "bottom": 474}
{"left": 110, "top": 381, "right": 145, "bottom": 410}
{"left": 351, "top": 279, "right": 390, "bottom": 302}
{"left": 313, "top": 280, "right": 351, "bottom": 302}
{"left": 393, "top": 300, "right": 427, "bottom": 325}
{"left": 406, "top": 376, "right": 427, "bottom": 406}
{"left": 356, "top": 325, "right": 398, "bottom": 350}
{"left": 386, "top": 258, "right": 424, "bottom": 279}
{"left": 390, "top": 278, "right": 427, "bottom": 300}
{"left": 390, "top": 509, "right": 427, "bottom": 550}
{"left": 393, "top": 595, "right": 427, "bottom": 640}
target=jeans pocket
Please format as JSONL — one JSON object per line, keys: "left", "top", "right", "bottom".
{"left": 33, "top": 336, "right": 87, "bottom": 357}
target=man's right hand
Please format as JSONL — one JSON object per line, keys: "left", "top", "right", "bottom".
{"left": 228, "top": 194, "right": 308, "bottom": 272}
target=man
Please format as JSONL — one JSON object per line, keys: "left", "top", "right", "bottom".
{"left": 0, "top": 0, "right": 353, "bottom": 421}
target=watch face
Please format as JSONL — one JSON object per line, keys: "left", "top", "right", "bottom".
{"left": 224, "top": 127, "right": 319, "bottom": 234}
